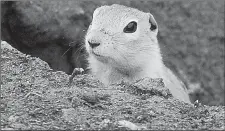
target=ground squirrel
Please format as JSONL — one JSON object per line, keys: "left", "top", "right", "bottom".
{"left": 85, "top": 4, "right": 191, "bottom": 104}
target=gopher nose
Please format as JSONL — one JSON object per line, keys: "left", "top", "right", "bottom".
{"left": 88, "top": 41, "right": 100, "bottom": 48}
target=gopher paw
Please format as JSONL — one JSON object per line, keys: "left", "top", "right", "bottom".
{"left": 68, "top": 68, "right": 84, "bottom": 85}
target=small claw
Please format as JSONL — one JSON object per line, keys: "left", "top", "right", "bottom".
{"left": 68, "top": 68, "right": 84, "bottom": 86}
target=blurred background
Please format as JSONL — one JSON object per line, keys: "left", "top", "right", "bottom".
{"left": 1, "top": 0, "right": 224, "bottom": 105}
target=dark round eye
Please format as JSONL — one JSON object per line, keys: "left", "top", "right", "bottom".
{"left": 123, "top": 21, "right": 137, "bottom": 33}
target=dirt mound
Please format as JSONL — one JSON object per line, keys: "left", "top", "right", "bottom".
{"left": 1, "top": 41, "right": 224, "bottom": 130}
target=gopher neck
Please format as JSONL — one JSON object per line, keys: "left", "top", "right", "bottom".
{"left": 89, "top": 55, "right": 164, "bottom": 85}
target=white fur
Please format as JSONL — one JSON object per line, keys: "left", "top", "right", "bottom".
{"left": 85, "top": 4, "right": 191, "bottom": 104}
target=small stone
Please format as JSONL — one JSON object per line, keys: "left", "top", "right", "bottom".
{"left": 61, "top": 108, "right": 76, "bottom": 122}
{"left": 1, "top": 128, "right": 15, "bottom": 130}
{"left": 103, "top": 119, "right": 110, "bottom": 124}
{"left": 11, "top": 123, "right": 28, "bottom": 129}
{"left": 8, "top": 115, "right": 19, "bottom": 123}
{"left": 118, "top": 120, "right": 146, "bottom": 130}
{"left": 99, "top": 119, "right": 111, "bottom": 128}
{"left": 1, "top": 41, "right": 14, "bottom": 51}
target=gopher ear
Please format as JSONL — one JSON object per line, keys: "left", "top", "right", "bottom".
{"left": 148, "top": 13, "right": 158, "bottom": 33}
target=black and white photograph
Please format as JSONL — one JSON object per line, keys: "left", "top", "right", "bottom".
{"left": 1, "top": 0, "right": 224, "bottom": 130}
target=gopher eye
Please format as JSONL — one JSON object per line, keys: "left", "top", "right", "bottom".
{"left": 123, "top": 21, "right": 137, "bottom": 33}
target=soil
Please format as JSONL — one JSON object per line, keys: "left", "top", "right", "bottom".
{"left": 1, "top": 0, "right": 224, "bottom": 106}
{"left": 1, "top": 41, "right": 224, "bottom": 130}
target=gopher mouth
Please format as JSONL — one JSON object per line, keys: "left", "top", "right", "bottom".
{"left": 92, "top": 52, "right": 101, "bottom": 57}
{"left": 90, "top": 51, "right": 110, "bottom": 63}
{"left": 90, "top": 50, "right": 102, "bottom": 58}
{"left": 91, "top": 50, "right": 103, "bottom": 57}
